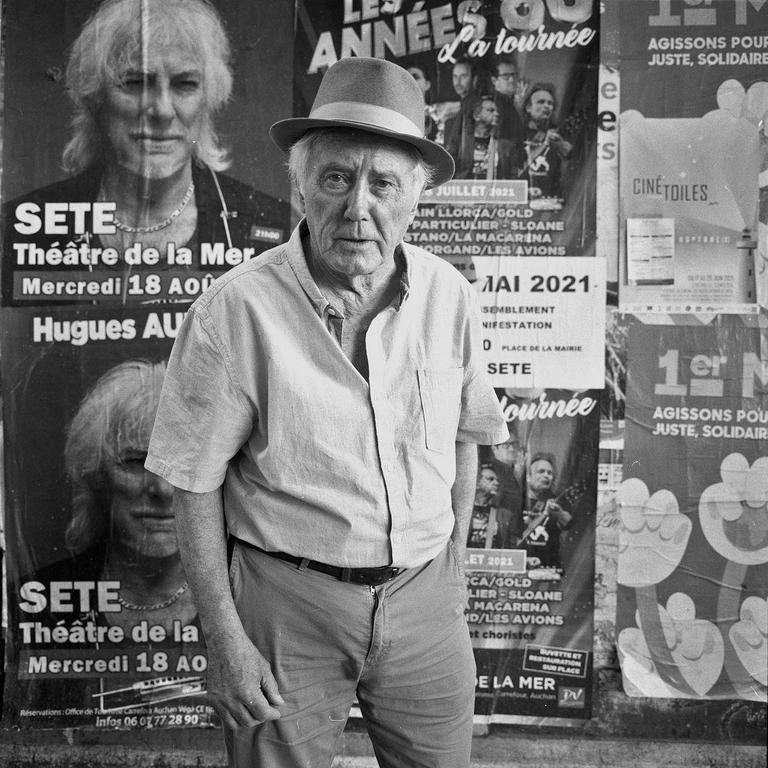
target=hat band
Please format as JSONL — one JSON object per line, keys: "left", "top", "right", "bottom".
{"left": 310, "top": 101, "right": 424, "bottom": 139}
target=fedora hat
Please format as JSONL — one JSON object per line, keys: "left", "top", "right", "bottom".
{"left": 270, "top": 57, "right": 454, "bottom": 187}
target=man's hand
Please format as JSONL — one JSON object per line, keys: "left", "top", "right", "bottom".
{"left": 545, "top": 129, "right": 572, "bottom": 158}
{"left": 172, "top": 488, "right": 284, "bottom": 729}
{"left": 206, "top": 632, "right": 284, "bottom": 729}
{"left": 545, "top": 499, "right": 572, "bottom": 529}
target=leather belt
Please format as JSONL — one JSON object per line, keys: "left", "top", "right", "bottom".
{"left": 241, "top": 541, "right": 402, "bottom": 586}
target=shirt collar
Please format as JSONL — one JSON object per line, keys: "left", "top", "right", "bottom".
{"left": 286, "top": 219, "right": 412, "bottom": 318}
{"left": 285, "top": 219, "right": 331, "bottom": 318}
{"left": 394, "top": 244, "right": 411, "bottom": 309}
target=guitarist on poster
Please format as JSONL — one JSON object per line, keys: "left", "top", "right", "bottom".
{"left": 519, "top": 453, "right": 573, "bottom": 575}
{"left": 517, "top": 82, "right": 573, "bottom": 206}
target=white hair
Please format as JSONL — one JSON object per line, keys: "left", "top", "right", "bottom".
{"left": 63, "top": 0, "right": 233, "bottom": 174}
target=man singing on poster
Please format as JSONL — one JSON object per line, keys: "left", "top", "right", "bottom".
{"left": 520, "top": 453, "right": 572, "bottom": 575}
{"left": 517, "top": 82, "right": 573, "bottom": 207}
{"left": 147, "top": 56, "right": 507, "bottom": 767}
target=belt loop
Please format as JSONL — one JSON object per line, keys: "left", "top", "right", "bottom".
{"left": 298, "top": 558, "right": 310, "bottom": 571}
{"left": 341, "top": 568, "right": 352, "bottom": 582}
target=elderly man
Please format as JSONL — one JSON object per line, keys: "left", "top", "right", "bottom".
{"left": 146, "top": 57, "right": 507, "bottom": 767}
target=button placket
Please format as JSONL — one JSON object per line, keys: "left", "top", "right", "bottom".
{"left": 367, "top": 311, "right": 407, "bottom": 563}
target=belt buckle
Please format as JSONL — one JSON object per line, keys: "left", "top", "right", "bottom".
{"left": 362, "top": 566, "right": 399, "bottom": 586}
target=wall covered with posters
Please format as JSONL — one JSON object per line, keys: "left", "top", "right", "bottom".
{"left": 0, "top": 0, "right": 765, "bottom": 744}
{"left": 612, "top": 0, "right": 767, "bottom": 717}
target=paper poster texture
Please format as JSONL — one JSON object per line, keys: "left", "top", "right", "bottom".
{"left": 0, "top": 0, "right": 291, "bottom": 307}
{"left": 597, "top": 63, "right": 619, "bottom": 296}
{"left": 468, "top": 388, "right": 599, "bottom": 721}
{"left": 618, "top": 0, "right": 767, "bottom": 312}
{"left": 617, "top": 315, "right": 768, "bottom": 701}
{"left": 1, "top": 306, "right": 214, "bottom": 727}
{"left": 472, "top": 255, "right": 606, "bottom": 389}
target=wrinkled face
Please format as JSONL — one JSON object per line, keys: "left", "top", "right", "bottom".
{"left": 492, "top": 63, "right": 518, "bottom": 97}
{"left": 106, "top": 448, "right": 177, "bottom": 558}
{"left": 101, "top": 44, "right": 205, "bottom": 180}
{"left": 452, "top": 63, "right": 473, "bottom": 98}
{"left": 302, "top": 132, "right": 423, "bottom": 281}
{"left": 528, "top": 459, "right": 555, "bottom": 495}
{"left": 526, "top": 89, "right": 555, "bottom": 124}
{"left": 478, "top": 468, "right": 500, "bottom": 496}
{"left": 475, "top": 99, "right": 499, "bottom": 130}
{"left": 408, "top": 66, "right": 430, "bottom": 95}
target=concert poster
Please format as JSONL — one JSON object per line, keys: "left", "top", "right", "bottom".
{"left": 0, "top": 0, "right": 292, "bottom": 307}
{"left": 1, "top": 306, "right": 215, "bottom": 728}
{"left": 617, "top": 314, "right": 768, "bottom": 702}
{"left": 617, "top": 0, "right": 768, "bottom": 313}
{"left": 0, "top": 0, "right": 295, "bottom": 728}
{"left": 295, "top": 0, "right": 599, "bottom": 265}
{"left": 467, "top": 387, "right": 599, "bottom": 722}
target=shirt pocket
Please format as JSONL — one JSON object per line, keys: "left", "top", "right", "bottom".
{"left": 417, "top": 367, "right": 464, "bottom": 454}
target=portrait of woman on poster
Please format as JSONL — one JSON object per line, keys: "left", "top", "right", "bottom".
{"left": 5, "top": 360, "right": 204, "bottom": 718}
{"left": 1, "top": 0, "right": 286, "bottom": 304}
{"left": 62, "top": 359, "right": 194, "bottom": 635}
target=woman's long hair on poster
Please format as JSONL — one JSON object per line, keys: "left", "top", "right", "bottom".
{"left": 63, "top": 359, "right": 166, "bottom": 554}
{"left": 62, "top": 0, "right": 233, "bottom": 174}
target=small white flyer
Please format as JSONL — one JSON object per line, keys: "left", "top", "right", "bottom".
{"left": 627, "top": 217, "right": 675, "bottom": 285}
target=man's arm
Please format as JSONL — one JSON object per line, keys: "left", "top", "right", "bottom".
{"left": 451, "top": 441, "right": 478, "bottom": 559}
{"left": 545, "top": 499, "right": 572, "bottom": 530}
{"left": 173, "top": 487, "right": 284, "bottom": 728}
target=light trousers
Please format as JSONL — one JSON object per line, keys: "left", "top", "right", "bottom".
{"left": 224, "top": 540, "right": 476, "bottom": 768}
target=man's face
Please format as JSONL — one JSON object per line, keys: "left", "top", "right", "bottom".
{"left": 492, "top": 63, "right": 518, "bottom": 97}
{"left": 302, "top": 132, "right": 422, "bottom": 281}
{"left": 475, "top": 99, "right": 499, "bottom": 131}
{"left": 526, "top": 89, "right": 555, "bottom": 124}
{"left": 452, "top": 63, "right": 473, "bottom": 98}
{"left": 528, "top": 459, "right": 554, "bottom": 495}
{"left": 408, "top": 66, "right": 430, "bottom": 95}
{"left": 478, "top": 468, "right": 500, "bottom": 496}
{"left": 106, "top": 448, "right": 177, "bottom": 559}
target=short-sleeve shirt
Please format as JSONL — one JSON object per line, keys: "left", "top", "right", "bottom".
{"left": 146, "top": 221, "right": 508, "bottom": 568}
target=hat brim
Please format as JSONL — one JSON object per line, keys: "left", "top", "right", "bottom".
{"left": 269, "top": 117, "right": 455, "bottom": 188}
